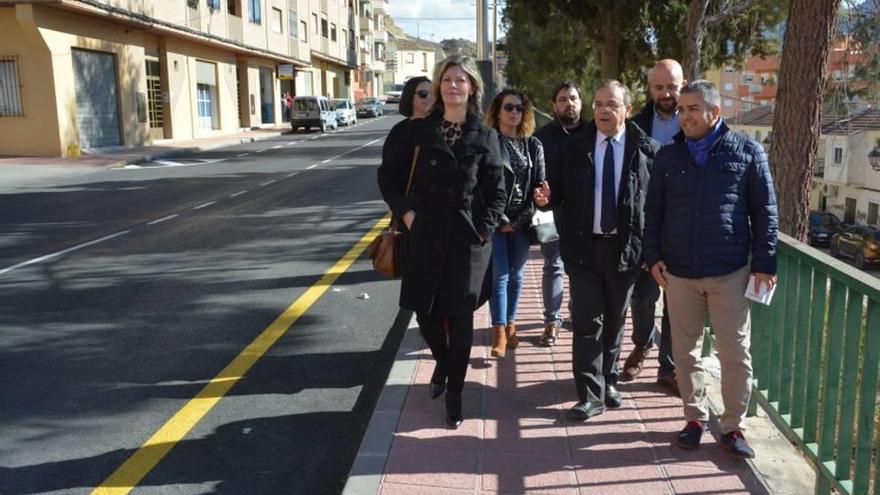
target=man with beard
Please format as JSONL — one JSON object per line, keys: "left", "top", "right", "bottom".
{"left": 532, "top": 82, "right": 583, "bottom": 347}
{"left": 619, "top": 60, "right": 685, "bottom": 396}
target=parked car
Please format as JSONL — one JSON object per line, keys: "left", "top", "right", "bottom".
{"left": 830, "top": 224, "right": 880, "bottom": 269}
{"left": 385, "top": 84, "right": 405, "bottom": 103}
{"left": 808, "top": 210, "right": 845, "bottom": 246}
{"left": 356, "top": 97, "right": 384, "bottom": 118}
{"left": 290, "top": 95, "right": 338, "bottom": 133}
{"left": 331, "top": 98, "right": 357, "bottom": 126}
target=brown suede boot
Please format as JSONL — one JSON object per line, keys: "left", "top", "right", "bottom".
{"left": 505, "top": 321, "right": 518, "bottom": 349}
{"left": 491, "top": 325, "right": 507, "bottom": 357}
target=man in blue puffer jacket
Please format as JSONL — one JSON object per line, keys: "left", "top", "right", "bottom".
{"left": 643, "top": 80, "right": 778, "bottom": 459}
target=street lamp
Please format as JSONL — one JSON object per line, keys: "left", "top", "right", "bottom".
{"left": 869, "top": 142, "right": 880, "bottom": 172}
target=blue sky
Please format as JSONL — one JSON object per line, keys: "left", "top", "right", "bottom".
{"left": 386, "top": 0, "right": 505, "bottom": 42}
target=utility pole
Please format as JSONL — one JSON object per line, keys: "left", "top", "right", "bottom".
{"left": 475, "top": 0, "right": 494, "bottom": 107}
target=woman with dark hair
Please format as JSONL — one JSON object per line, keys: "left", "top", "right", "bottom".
{"left": 484, "top": 89, "right": 545, "bottom": 357}
{"left": 398, "top": 76, "right": 433, "bottom": 118}
{"left": 377, "top": 55, "right": 506, "bottom": 428}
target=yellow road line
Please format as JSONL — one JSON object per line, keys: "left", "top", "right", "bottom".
{"left": 92, "top": 213, "right": 392, "bottom": 494}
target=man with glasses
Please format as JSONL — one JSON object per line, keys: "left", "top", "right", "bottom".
{"left": 534, "top": 80, "right": 659, "bottom": 420}
{"left": 533, "top": 81, "right": 583, "bottom": 347}
{"left": 620, "top": 59, "right": 685, "bottom": 395}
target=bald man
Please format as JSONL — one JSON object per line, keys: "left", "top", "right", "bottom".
{"left": 620, "top": 59, "right": 686, "bottom": 394}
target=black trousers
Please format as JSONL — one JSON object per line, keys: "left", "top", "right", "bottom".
{"left": 568, "top": 237, "right": 639, "bottom": 403}
{"left": 416, "top": 312, "right": 474, "bottom": 394}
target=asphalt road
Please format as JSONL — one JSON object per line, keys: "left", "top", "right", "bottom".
{"left": 0, "top": 110, "right": 411, "bottom": 494}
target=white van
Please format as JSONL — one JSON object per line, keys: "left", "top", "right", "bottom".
{"left": 290, "top": 96, "right": 338, "bottom": 133}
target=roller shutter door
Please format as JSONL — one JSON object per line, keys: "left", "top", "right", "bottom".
{"left": 72, "top": 49, "right": 121, "bottom": 148}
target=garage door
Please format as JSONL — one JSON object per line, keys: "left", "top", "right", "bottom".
{"left": 72, "top": 49, "right": 121, "bottom": 148}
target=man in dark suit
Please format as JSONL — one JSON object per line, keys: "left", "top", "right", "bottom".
{"left": 534, "top": 80, "right": 659, "bottom": 420}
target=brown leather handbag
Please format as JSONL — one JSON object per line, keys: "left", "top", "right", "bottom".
{"left": 368, "top": 146, "right": 420, "bottom": 278}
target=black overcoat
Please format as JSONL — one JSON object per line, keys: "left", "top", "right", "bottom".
{"left": 378, "top": 111, "right": 507, "bottom": 315}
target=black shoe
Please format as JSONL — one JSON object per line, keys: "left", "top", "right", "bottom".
{"left": 674, "top": 421, "right": 705, "bottom": 450}
{"left": 567, "top": 401, "right": 606, "bottom": 421}
{"left": 720, "top": 430, "right": 756, "bottom": 458}
{"left": 604, "top": 385, "right": 622, "bottom": 408}
{"left": 430, "top": 366, "right": 447, "bottom": 399}
{"left": 445, "top": 391, "right": 463, "bottom": 428}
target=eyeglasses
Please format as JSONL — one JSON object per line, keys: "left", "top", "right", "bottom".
{"left": 416, "top": 90, "right": 431, "bottom": 99}
{"left": 592, "top": 101, "right": 625, "bottom": 110}
{"left": 502, "top": 103, "right": 524, "bottom": 113}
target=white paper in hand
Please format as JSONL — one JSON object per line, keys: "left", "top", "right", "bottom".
{"left": 744, "top": 275, "right": 776, "bottom": 305}
{"left": 531, "top": 209, "right": 555, "bottom": 226}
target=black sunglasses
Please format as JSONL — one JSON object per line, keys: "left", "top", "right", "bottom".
{"left": 416, "top": 90, "right": 431, "bottom": 99}
{"left": 502, "top": 103, "right": 524, "bottom": 113}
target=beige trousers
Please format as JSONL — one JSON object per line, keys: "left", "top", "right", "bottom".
{"left": 665, "top": 265, "right": 752, "bottom": 433}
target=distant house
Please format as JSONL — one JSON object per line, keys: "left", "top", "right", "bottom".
{"left": 728, "top": 105, "right": 880, "bottom": 225}
{"left": 388, "top": 37, "right": 444, "bottom": 85}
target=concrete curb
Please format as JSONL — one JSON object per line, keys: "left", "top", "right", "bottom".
{"left": 111, "top": 129, "right": 290, "bottom": 168}
{"left": 342, "top": 314, "right": 421, "bottom": 495}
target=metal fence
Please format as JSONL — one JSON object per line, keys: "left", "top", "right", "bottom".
{"left": 747, "top": 233, "right": 880, "bottom": 495}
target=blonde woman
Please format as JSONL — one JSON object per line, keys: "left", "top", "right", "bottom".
{"left": 377, "top": 55, "right": 506, "bottom": 428}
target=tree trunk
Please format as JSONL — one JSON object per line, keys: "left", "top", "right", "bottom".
{"left": 769, "top": 0, "right": 841, "bottom": 240}
{"left": 599, "top": 1, "right": 620, "bottom": 79}
{"left": 682, "top": 0, "right": 709, "bottom": 81}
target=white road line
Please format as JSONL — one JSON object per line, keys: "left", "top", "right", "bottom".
{"left": 307, "top": 164, "right": 318, "bottom": 169}
{"left": 286, "top": 142, "right": 297, "bottom": 146}
{"left": 147, "top": 214, "right": 179, "bottom": 226}
{"left": 256, "top": 149, "right": 267, "bottom": 153}
{"left": 260, "top": 179, "right": 277, "bottom": 186}
{"left": 0, "top": 230, "right": 131, "bottom": 276}
{"left": 286, "top": 172, "right": 298, "bottom": 178}
{"left": 237, "top": 153, "right": 250, "bottom": 157}
{"left": 321, "top": 158, "right": 332, "bottom": 164}
{"left": 272, "top": 145, "right": 282, "bottom": 149}
{"left": 193, "top": 201, "right": 216, "bottom": 210}
{"left": 230, "top": 190, "right": 248, "bottom": 197}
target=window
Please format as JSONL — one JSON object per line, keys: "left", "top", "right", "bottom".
{"left": 301, "top": 21, "right": 308, "bottom": 42}
{"left": 342, "top": 29, "right": 347, "bottom": 47}
{"left": 834, "top": 147, "right": 843, "bottom": 164}
{"left": 271, "top": 7, "right": 282, "bottom": 33}
{"left": 312, "top": 14, "right": 318, "bottom": 34}
{"left": 321, "top": 18, "right": 328, "bottom": 38}
{"left": 195, "top": 61, "right": 218, "bottom": 130}
{"left": 145, "top": 59, "right": 163, "bottom": 129}
{"left": 227, "top": 0, "right": 237, "bottom": 15}
{"left": 0, "top": 56, "right": 23, "bottom": 116}
{"left": 405, "top": 52, "right": 414, "bottom": 63}
{"left": 331, "top": 23, "right": 336, "bottom": 42}
{"left": 375, "top": 42, "right": 384, "bottom": 60}
{"left": 723, "top": 99, "right": 733, "bottom": 107}
{"left": 349, "top": 30, "right": 355, "bottom": 49}
{"left": 207, "top": 0, "right": 220, "bottom": 10}
{"left": 288, "top": 10, "right": 298, "bottom": 38}
{"left": 423, "top": 53, "right": 428, "bottom": 71}
{"left": 248, "top": 0, "right": 261, "bottom": 23}
{"left": 723, "top": 82, "right": 734, "bottom": 91}
{"left": 755, "top": 130, "right": 762, "bottom": 141}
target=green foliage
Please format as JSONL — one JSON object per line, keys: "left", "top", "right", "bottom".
{"left": 503, "top": 0, "right": 787, "bottom": 113}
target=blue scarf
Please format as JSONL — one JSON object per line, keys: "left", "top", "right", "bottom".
{"left": 685, "top": 118, "right": 725, "bottom": 166}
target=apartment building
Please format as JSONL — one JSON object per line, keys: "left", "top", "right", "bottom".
{"left": 0, "top": 0, "right": 360, "bottom": 156}
{"left": 354, "top": 0, "right": 386, "bottom": 99}
{"left": 728, "top": 104, "right": 880, "bottom": 225}
{"left": 706, "top": 36, "right": 874, "bottom": 119}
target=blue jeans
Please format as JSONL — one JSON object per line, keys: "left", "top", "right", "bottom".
{"left": 630, "top": 269, "right": 675, "bottom": 376}
{"left": 490, "top": 230, "right": 531, "bottom": 325}
{"left": 540, "top": 239, "right": 565, "bottom": 326}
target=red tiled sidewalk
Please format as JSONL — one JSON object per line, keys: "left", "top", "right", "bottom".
{"left": 352, "top": 246, "right": 767, "bottom": 495}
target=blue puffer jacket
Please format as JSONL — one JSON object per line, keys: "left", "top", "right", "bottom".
{"left": 643, "top": 123, "right": 778, "bottom": 278}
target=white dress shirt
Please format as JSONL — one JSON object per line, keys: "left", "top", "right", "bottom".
{"left": 593, "top": 127, "right": 626, "bottom": 234}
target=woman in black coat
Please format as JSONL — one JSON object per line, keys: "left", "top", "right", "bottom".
{"left": 377, "top": 55, "right": 507, "bottom": 428}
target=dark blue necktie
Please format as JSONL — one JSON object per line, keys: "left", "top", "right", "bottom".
{"left": 601, "top": 137, "right": 617, "bottom": 233}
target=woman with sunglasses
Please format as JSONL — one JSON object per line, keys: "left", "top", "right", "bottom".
{"left": 382, "top": 77, "right": 433, "bottom": 162}
{"left": 484, "top": 89, "right": 545, "bottom": 358}
{"left": 377, "top": 55, "right": 506, "bottom": 428}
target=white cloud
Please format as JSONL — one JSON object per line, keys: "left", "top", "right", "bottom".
{"left": 385, "top": 0, "right": 504, "bottom": 43}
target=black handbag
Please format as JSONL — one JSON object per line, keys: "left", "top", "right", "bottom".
{"left": 530, "top": 209, "right": 558, "bottom": 244}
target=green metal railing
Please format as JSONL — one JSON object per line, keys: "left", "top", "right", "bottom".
{"left": 748, "top": 233, "right": 880, "bottom": 495}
